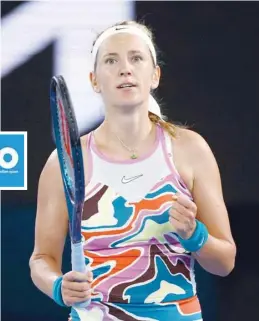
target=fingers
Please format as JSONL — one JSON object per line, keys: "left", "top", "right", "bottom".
{"left": 62, "top": 287, "right": 91, "bottom": 306}
{"left": 62, "top": 278, "right": 91, "bottom": 292}
{"left": 61, "top": 270, "right": 93, "bottom": 306}
{"left": 169, "top": 209, "right": 191, "bottom": 232}
{"left": 170, "top": 192, "right": 197, "bottom": 239}
{"left": 170, "top": 208, "right": 191, "bottom": 227}
{"left": 170, "top": 201, "right": 195, "bottom": 221}
{"left": 169, "top": 217, "right": 186, "bottom": 233}
{"left": 173, "top": 192, "right": 197, "bottom": 213}
{"left": 63, "top": 270, "right": 93, "bottom": 282}
{"left": 62, "top": 287, "right": 91, "bottom": 300}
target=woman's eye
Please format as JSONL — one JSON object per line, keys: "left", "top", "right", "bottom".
{"left": 105, "top": 58, "right": 116, "bottom": 64}
{"left": 132, "top": 55, "right": 143, "bottom": 62}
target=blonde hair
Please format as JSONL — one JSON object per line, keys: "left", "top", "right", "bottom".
{"left": 92, "top": 20, "right": 180, "bottom": 138}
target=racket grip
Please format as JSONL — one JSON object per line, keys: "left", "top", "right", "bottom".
{"left": 71, "top": 242, "right": 91, "bottom": 309}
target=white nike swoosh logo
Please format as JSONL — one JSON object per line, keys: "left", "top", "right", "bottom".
{"left": 121, "top": 174, "right": 143, "bottom": 184}
{"left": 198, "top": 236, "right": 205, "bottom": 247}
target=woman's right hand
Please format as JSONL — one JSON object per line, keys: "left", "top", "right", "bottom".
{"left": 61, "top": 270, "right": 93, "bottom": 306}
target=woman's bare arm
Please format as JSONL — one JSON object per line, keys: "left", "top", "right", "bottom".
{"left": 186, "top": 130, "right": 236, "bottom": 276}
{"left": 29, "top": 150, "right": 69, "bottom": 298}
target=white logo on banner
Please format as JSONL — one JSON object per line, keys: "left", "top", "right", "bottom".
{"left": 0, "top": 147, "right": 19, "bottom": 169}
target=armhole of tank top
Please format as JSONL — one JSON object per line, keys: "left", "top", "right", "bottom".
{"left": 84, "top": 132, "right": 93, "bottom": 185}
{"left": 161, "top": 128, "right": 191, "bottom": 193}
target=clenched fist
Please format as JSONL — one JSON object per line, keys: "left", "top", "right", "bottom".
{"left": 169, "top": 193, "right": 197, "bottom": 240}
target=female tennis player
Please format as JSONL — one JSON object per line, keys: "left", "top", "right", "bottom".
{"left": 29, "top": 21, "right": 236, "bottom": 321}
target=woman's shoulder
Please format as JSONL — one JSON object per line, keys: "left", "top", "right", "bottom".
{"left": 42, "top": 133, "right": 91, "bottom": 176}
{"left": 170, "top": 127, "right": 215, "bottom": 191}
{"left": 173, "top": 126, "right": 218, "bottom": 183}
{"left": 39, "top": 149, "right": 61, "bottom": 182}
{"left": 173, "top": 127, "right": 212, "bottom": 157}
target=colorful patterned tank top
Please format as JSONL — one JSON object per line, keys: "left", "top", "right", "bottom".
{"left": 70, "top": 125, "right": 202, "bottom": 321}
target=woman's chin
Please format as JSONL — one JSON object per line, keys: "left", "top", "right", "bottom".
{"left": 114, "top": 98, "right": 143, "bottom": 110}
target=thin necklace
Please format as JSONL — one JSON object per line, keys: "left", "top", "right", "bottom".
{"left": 113, "top": 133, "right": 138, "bottom": 159}
{"left": 112, "top": 124, "right": 154, "bottom": 160}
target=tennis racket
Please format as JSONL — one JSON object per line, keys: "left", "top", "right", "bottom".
{"left": 50, "top": 75, "right": 93, "bottom": 308}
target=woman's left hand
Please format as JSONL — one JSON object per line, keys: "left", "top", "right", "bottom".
{"left": 169, "top": 193, "right": 197, "bottom": 239}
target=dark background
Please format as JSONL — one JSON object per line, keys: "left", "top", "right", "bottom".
{"left": 1, "top": 1, "right": 259, "bottom": 321}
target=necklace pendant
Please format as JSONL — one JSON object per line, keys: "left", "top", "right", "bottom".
{"left": 131, "top": 153, "right": 138, "bottom": 159}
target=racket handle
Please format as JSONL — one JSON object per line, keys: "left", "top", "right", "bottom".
{"left": 71, "top": 242, "right": 91, "bottom": 309}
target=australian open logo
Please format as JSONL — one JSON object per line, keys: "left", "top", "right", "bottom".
{"left": 0, "top": 132, "right": 27, "bottom": 190}
{"left": 0, "top": 147, "right": 19, "bottom": 173}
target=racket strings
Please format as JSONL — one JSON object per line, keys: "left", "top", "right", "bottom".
{"left": 65, "top": 102, "right": 85, "bottom": 196}
{"left": 64, "top": 94, "right": 85, "bottom": 196}
{"left": 54, "top": 78, "right": 85, "bottom": 205}
{"left": 57, "top": 98, "right": 76, "bottom": 198}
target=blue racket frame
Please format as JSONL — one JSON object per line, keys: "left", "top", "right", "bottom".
{"left": 50, "top": 75, "right": 91, "bottom": 309}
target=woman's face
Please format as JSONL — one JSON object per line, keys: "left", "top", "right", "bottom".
{"left": 90, "top": 32, "right": 160, "bottom": 110}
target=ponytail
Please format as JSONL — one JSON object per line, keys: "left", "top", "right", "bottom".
{"left": 148, "top": 111, "right": 178, "bottom": 138}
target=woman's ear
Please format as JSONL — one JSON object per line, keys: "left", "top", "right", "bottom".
{"left": 89, "top": 72, "right": 100, "bottom": 93}
{"left": 151, "top": 65, "right": 161, "bottom": 90}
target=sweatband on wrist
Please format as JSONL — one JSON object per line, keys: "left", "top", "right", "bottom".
{"left": 52, "top": 276, "right": 68, "bottom": 307}
{"left": 178, "top": 220, "right": 209, "bottom": 252}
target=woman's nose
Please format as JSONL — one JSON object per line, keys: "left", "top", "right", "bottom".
{"left": 119, "top": 60, "right": 132, "bottom": 76}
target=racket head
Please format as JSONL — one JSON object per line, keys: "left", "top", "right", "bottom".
{"left": 50, "top": 75, "right": 85, "bottom": 243}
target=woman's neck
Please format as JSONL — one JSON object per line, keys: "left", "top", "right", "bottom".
{"left": 94, "top": 107, "right": 156, "bottom": 158}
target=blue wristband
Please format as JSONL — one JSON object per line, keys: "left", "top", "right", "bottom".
{"left": 178, "top": 220, "right": 209, "bottom": 252}
{"left": 52, "top": 276, "right": 68, "bottom": 307}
